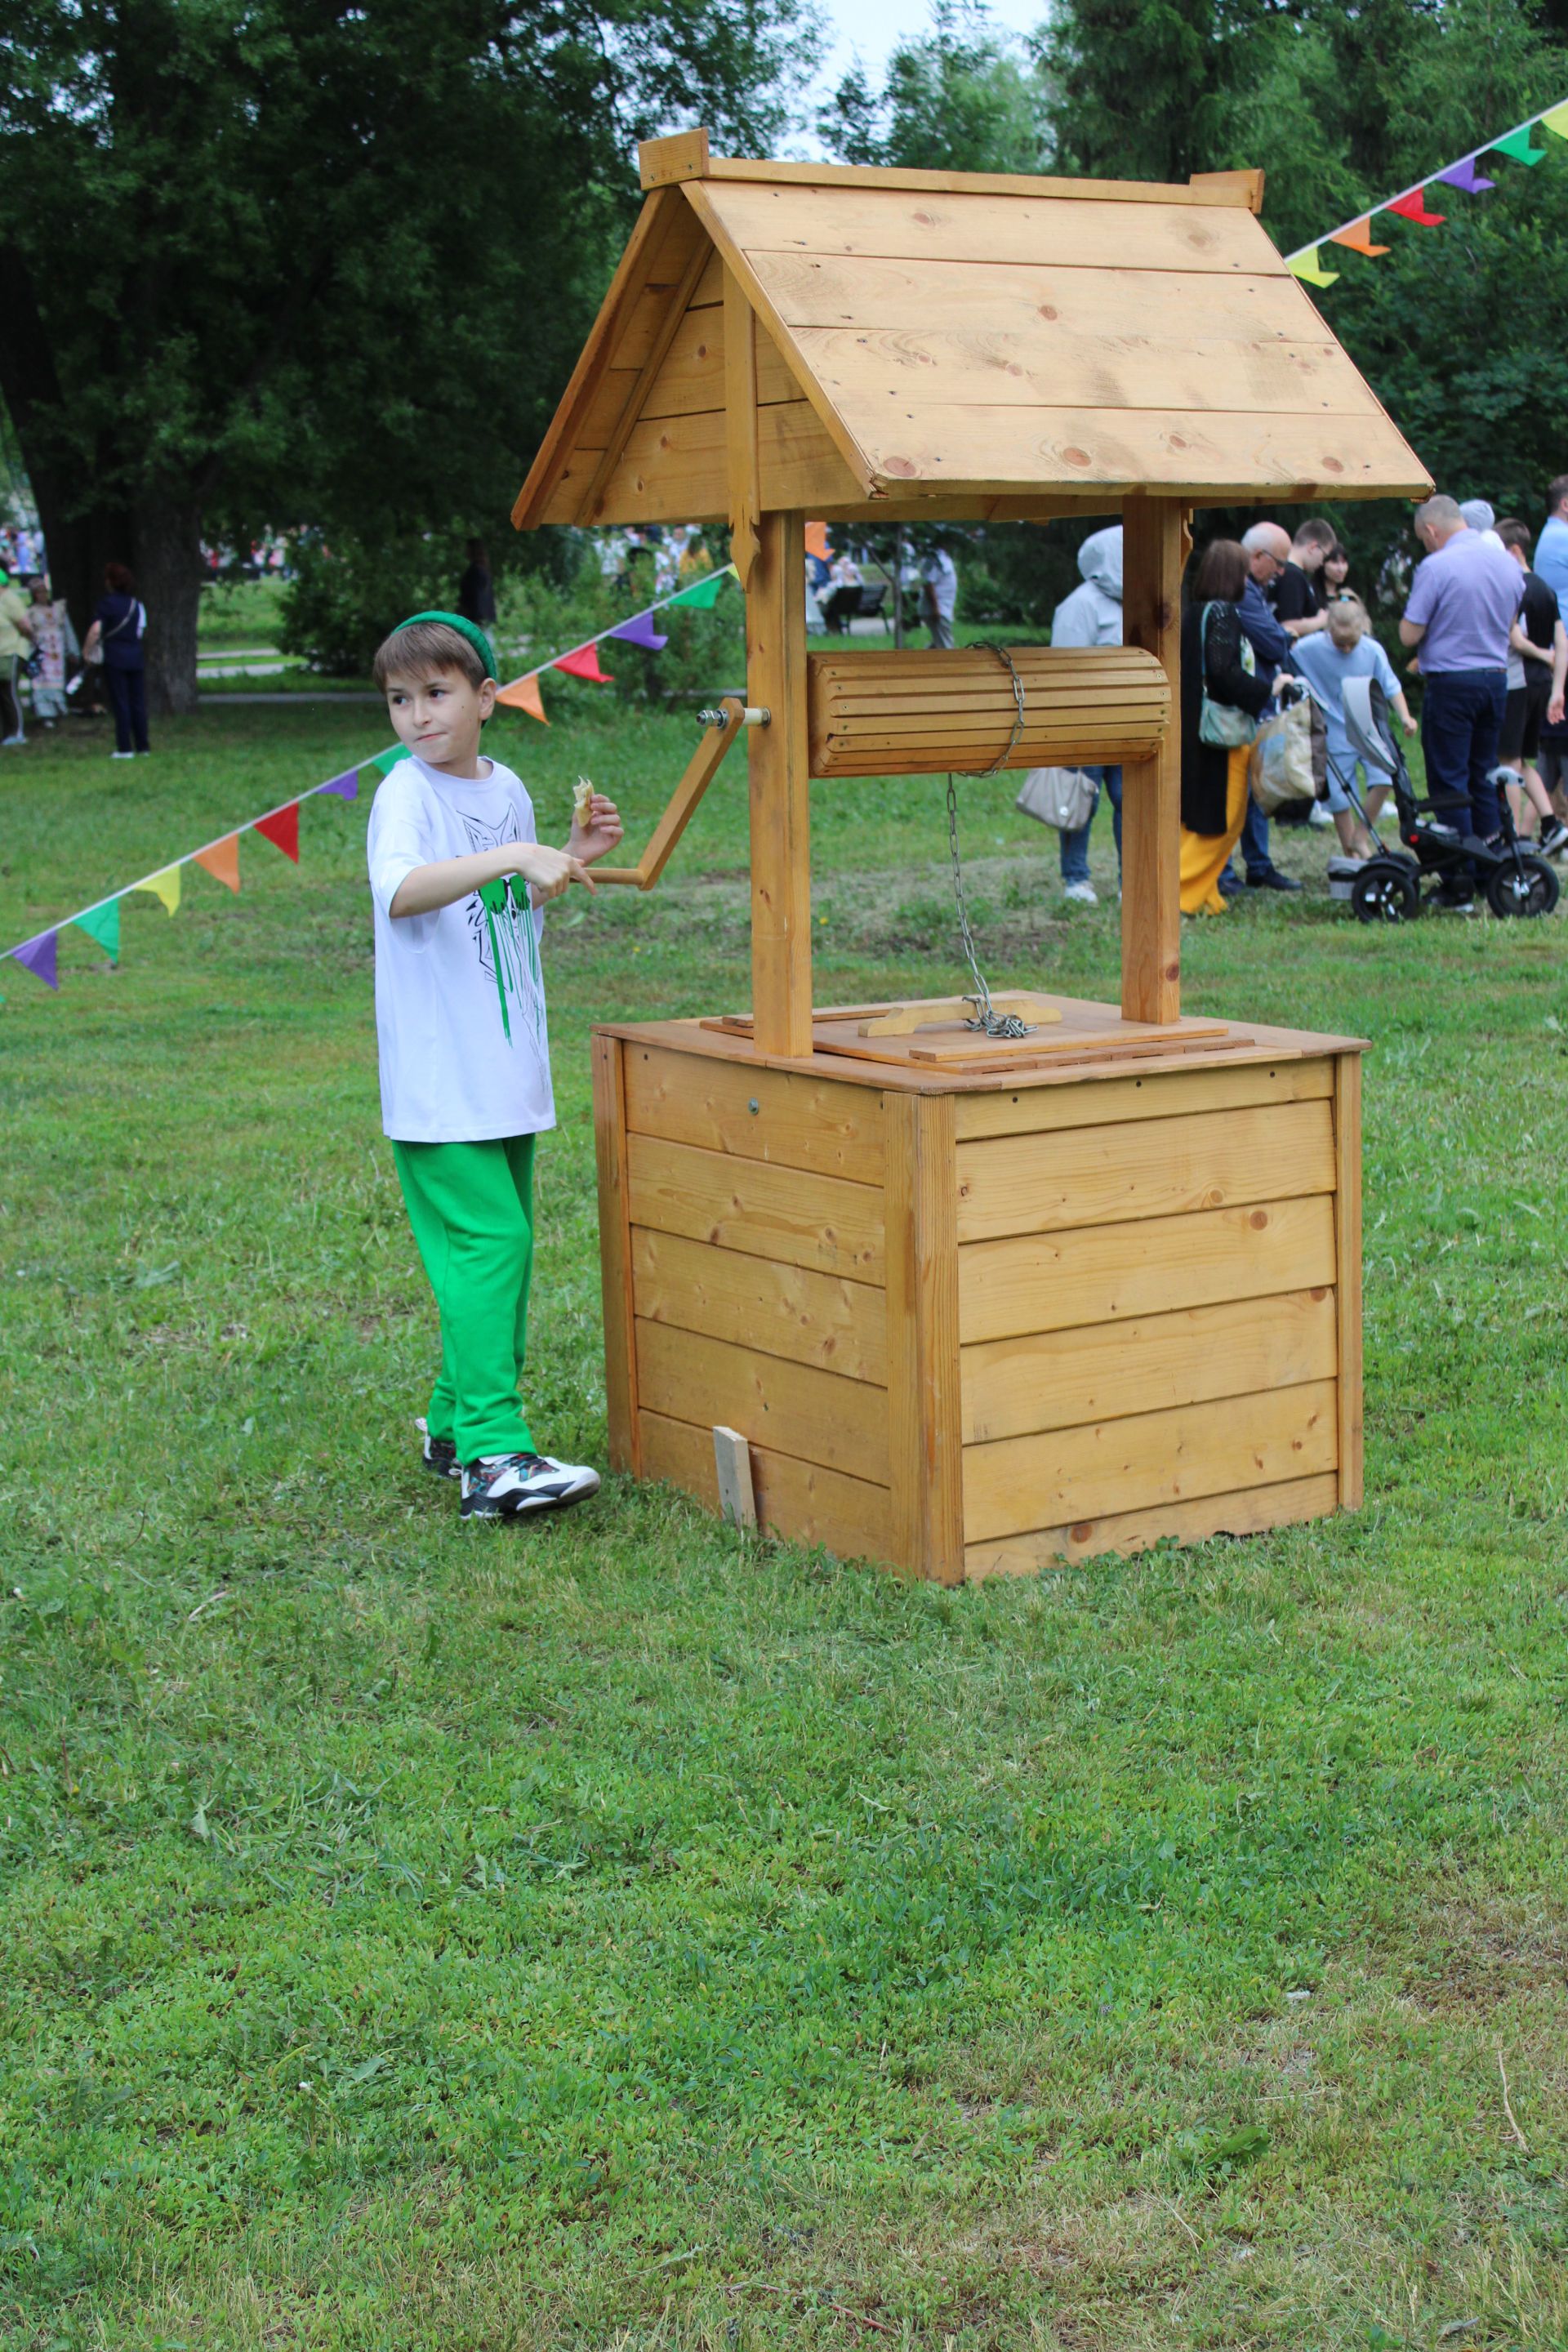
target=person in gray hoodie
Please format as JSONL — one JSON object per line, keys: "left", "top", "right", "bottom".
{"left": 1049, "top": 524, "right": 1124, "bottom": 903}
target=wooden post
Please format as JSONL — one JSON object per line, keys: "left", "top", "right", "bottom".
{"left": 590, "top": 1033, "right": 640, "bottom": 1474}
{"left": 1120, "top": 493, "right": 1190, "bottom": 1027}
{"left": 1333, "top": 1051, "right": 1364, "bottom": 1509}
{"left": 744, "top": 507, "right": 813, "bottom": 1057}
{"left": 884, "top": 1092, "right": 964, "bottom": 1583}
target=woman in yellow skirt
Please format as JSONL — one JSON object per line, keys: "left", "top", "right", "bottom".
{"left": 1178, "top": 540, "right": 1273, "bottom": 914}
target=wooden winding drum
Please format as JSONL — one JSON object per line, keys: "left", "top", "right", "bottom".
{"left": 807, "top": 644, "right": 1169, "bottom": 778}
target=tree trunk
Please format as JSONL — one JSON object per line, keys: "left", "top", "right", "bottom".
{"left": 134, "top": 492, "right": 203, "bottom": 715}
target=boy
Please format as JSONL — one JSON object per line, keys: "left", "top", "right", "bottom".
{"left": 366, "top": 610, "right": 624, "bottom": 1520}
{"left": 1289, "top": 593, "right": 1415, "bottom": 858}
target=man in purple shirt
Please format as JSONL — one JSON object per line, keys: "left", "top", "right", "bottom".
{"left": 1400, "top": 493, "right": 1524, "bottom": 869}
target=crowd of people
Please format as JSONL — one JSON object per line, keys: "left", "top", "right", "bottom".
{"left": 1049, "top": 492, "right": 1568, "bottom": 914}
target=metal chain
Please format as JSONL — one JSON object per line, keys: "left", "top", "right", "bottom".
{"left": 945, "top": 639, "right": 1032, "bottom": 1038}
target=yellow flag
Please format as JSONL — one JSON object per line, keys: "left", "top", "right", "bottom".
{"left": 1287, "top": 246, "right": 1340, "bottom": 289}
{"left": 140, "top": 866, "right": 181, "bottom": 915}
{"left": 1539, "top": 101, "right": 1568, "bottom": 140}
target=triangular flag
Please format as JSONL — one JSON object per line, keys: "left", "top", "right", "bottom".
{"left": 553, "top": 642, "right": 613, "bottom": 683}
{"left": 804, "top": 520, "right": 831, "bottom": 560}
{"left": 1287, "top": 246, "right": 1340, "bottom": 288}
{"left": 1386, "top": 188, "right": 1446, "bottom": 225}
{"left": 318, "top": 768, "right": 359, "bottom": 800}
{"left": 1539, "top": 102, "right": 1568, "bottom": 140}
{"left": 140, "top": 866, "right": 181, "bottom": 915}
{"left": 195, "top": 835, "right": 242, "bottom": 892}
{"left": 74, "top": 900, "right": 121, "bottom": 960}
{"left": 1490, "top": 124, "right": 1546, "bottom": 166}
{"left": 608, "top": 610, "right": 669, "bottom": 652}
{"left": 371, "top": 745, "right": 405, "bottom": 776}
{"left": 255, "top": 804, "right": 300, "bottom": 862}
{"left": 12, "top": 929, "right": 59, "bottom": 989}
{"left": 1330, "top": 217, "right": 1392, "bottom": 256}
{"left": 1437, "top": 158, "right": 1494, "bottom": 194}
{"left": 496, "top": 673, "right": 549, "bottom": 722}
{"left": 668, "top": 570, "right": 728, "bottom": 609}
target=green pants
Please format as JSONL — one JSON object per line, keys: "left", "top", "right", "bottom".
{"left": 392, "top": 1134, "right": 537, "bottom": 1463}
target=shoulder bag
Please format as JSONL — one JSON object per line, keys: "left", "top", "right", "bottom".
{"left": 1197, "top": 600, "right": 1259, "bottom": 749}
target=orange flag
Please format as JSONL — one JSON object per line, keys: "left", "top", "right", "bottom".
{"left": 1330, "top": 216, "right": 1392, "bottom": 256}
{"left": 496, "top": 674, "right": 549, "bottom": 722}
{"left": 804, "top": 519, "right": 831, "bottom": 559}
{"left": 194, "top": 835, "right": 241, "bottom": 892}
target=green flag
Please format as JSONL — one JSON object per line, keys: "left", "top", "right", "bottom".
{"left": 1492, "top": 125, "right": 1546, "bottom": 165}
{"left": 75, "top": 899, "right": 121, "bottom": 961}
{"left": 668, "top": 571, "right": 730, "bottom": 610}
{"left": 370, "top": 744, "right": 405, "bottom": 776}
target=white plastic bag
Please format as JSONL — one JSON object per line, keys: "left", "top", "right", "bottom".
{"left": 1015, "top": 765, "right": 1098, "bottom": 831}
{"left": 1250, "top": 696, "right": 1316, "bottom": 814}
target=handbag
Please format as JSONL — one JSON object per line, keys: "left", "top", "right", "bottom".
{"left": 1249, "top": 689, "right": 1317, "bottom": 813}
{"left": 1197, "top": 601, "right": 1258, "bottom": 749}
{"left": 1015, "top": 764, "right": 1098, "bottom": 831}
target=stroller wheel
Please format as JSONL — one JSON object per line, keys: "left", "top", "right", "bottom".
{"left": 1485, "top": 855, "right": 1560, "bottom": 920}
{"left": 1350, "top": 860, "right": 1419, "bottom": 924}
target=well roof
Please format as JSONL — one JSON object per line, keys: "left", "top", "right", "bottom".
{"left": 513, "top": 136, "right": 1430, "bottom": 529}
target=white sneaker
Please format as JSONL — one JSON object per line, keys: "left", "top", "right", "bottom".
{"left": 460, "top": 1450, "right": 601, "bottom": 1520}
{"left": 1309, "top": 803, "right": 1334, "bottom": 829}
{"left": 110, "top": 750, "right": 135, "bottom": 760}
{"left": 1062, "top": 880, "right": 1098, "bottom": 906}
{"left": 2, "top": 733, "right": 24, "bottom": 748}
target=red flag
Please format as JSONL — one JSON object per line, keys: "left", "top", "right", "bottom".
{"left": 1386, "top": 188, "right": 1446, "bottom": 226}
{"left": 255, "top": 804, "right": 300, "bottom": 862}
{"left": 553, "top": 642, "right": 613, "bottom": 683}
{"left": 496, "top": 674, "right": 549, "bottom": 722}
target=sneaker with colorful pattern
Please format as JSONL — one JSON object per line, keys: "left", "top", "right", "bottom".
{"left": 459, "top": 1451, "right": 601, "bottom": 1521}
{"left": 416, "top": 1416, "right": 459, "bottom": 1480}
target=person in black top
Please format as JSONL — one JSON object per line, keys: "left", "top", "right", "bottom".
{"left": 1495, "top": 519, "right": 1568, "bottom": 854}
{"left": 457, "top": 539, "right": 497, "bottom": 631}
{"left": 1179, "top": 539, "right": 1274, "bottom": 914}
{"left": 1268, "top": 518, "right": 1337, "bottom": 639}
{"left": 86, "top": 562, "right": 149, "bottom": 757}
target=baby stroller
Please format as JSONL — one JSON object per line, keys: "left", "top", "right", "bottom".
{"left": 1333, "top": 675, "right": 1560, "bottom": 922}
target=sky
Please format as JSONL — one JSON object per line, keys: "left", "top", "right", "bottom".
{"left": 797, "top": 0, "right": 1044, "bottom": 156}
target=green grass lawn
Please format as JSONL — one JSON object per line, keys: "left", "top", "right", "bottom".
{"left": 2, "top": 693, "right": 1567, "bottom": 2351}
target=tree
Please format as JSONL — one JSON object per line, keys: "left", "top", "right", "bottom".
{"left": 819, "top": 2, "right": 1051, "bottom": 174}
{"left": 0, "top": 0, "right": 813, "bottom": 707}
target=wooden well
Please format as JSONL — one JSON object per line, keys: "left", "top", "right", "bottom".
{"left": 515, "top": 133, "right": 1429, "bottom": 1575}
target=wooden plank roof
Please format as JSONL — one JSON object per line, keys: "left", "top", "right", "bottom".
{"left": 512, "top": 138, "right": 1430, "bottom": 530}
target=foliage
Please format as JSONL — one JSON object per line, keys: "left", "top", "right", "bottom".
{"left": 0, "top": 0, "right": 816, "bottom": 696}
{"left": 818, "top": 0, "right": 1051, "bottom": 172}
{"left": 1, "top": 697, "right": 1567, "bottom": 2347}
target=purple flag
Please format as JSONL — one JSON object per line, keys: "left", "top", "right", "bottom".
{"left": 13, "top": 929, "right": 59, "bottom": 989}
{"left": 608, "top": 610, "right": 669, "bottom": 653}
{"left": 318, "top": 768, "right": 360, "bottom": 800}
{"left": 1438, "top": 158, "right": 1495, "bottom": 194}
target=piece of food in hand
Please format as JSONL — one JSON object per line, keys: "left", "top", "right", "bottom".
{"left": 573, "top": 777, "right": 595, "bottom": 829}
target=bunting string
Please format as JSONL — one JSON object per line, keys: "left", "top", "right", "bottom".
{"left": 2, "top": 562, "right": 738, "bottom": 991}
{"left": 1284, "top": 94, "right": 1568, "bottom": 288}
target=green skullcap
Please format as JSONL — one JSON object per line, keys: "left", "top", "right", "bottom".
{"left": 394, "top": 609, "right": 498, "bottom": 680}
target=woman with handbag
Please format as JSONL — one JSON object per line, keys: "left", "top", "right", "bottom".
{"left": 82, "top": 562, "right": 149, "bottom": 757}
{"left": 1179, "top": 539, "right": 1272, "bottom": 915}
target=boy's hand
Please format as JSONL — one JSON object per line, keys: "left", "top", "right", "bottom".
{"left": 514, "top": 843, "right": 594, "bottom": 902}
{"left": 568, "top": 791, "right": 625, "bottom": 866}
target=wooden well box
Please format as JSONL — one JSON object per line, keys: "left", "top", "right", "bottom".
{"left": 516, "top": 132, "right": 1428, "bottom": 1576}
{"left": 592, "top": 1010, "right": 1362, "bottom": 1581}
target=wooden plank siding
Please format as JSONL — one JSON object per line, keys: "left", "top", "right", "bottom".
{"left": 951, "top": 1057, "right": 1334, "bottom": 1141}
{"left": 623, "top": 1044, "right": 886, "bottom": 1182}
{"left": 640, "top": 1407, "right": 892, "bottom": 1560}
{"left": 964, "top": 1471, "right": 1339, "bottom": 1578}
{"left": 626, "top": 1132, "right": 884, "bottom": 1281}
{"left": 964, "top": 1376, "right": 1339, "bottom": 1544}
{"left": 631, "top": 1227, "right": 888, "bottom": 1384}
{"left": 953, "top": 1098, "right": 1335, "bottom": 1241}
{"left": 635, "top": 1322, "right": 889, "bottom": 1483}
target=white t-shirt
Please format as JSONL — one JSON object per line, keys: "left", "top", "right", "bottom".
{"left": 366, "top": 753, "right": 554, "bottom": 1144}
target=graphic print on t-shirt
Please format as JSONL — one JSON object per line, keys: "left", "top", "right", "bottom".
{"left": 460, "top": 806, "right": 546, "bottom": 1051}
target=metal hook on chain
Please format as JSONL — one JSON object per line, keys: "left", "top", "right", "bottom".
{"left": 946, "top": 640, "right": 1033, "bottom": 1039}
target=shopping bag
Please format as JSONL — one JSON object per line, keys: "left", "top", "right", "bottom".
{"left": 1015, "top": 764, "right": 1098, "bottom": 831}
{"left": 1250, "top": 695, "right": 1316, "bottom": 813}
